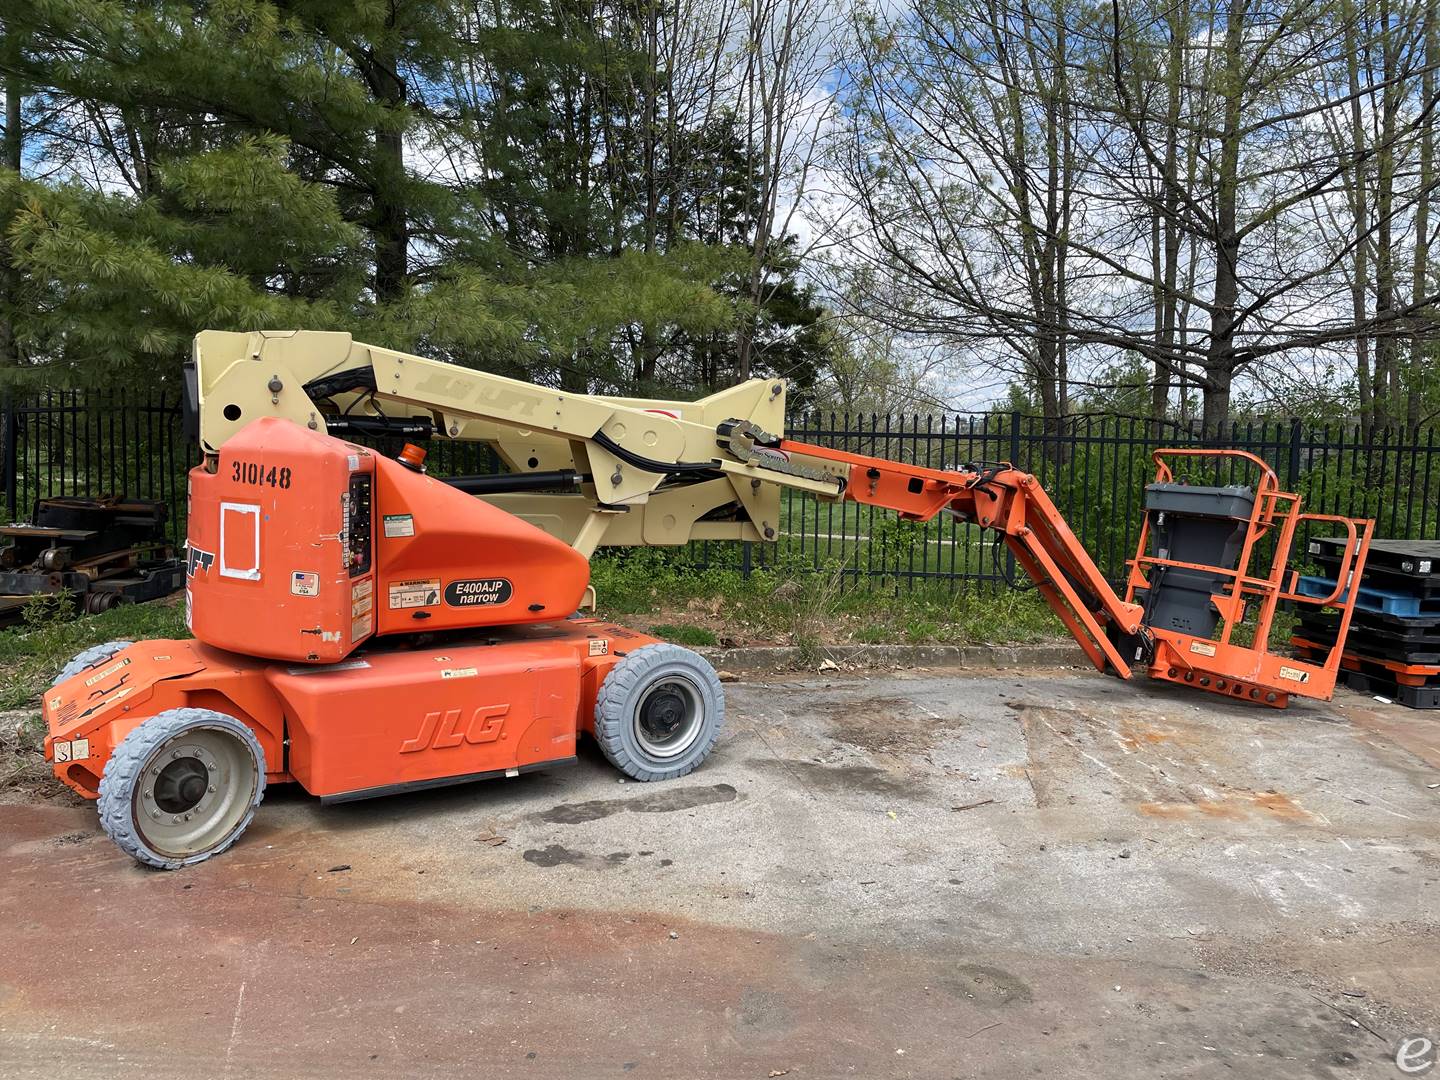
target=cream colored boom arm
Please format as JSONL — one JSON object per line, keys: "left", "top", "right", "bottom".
{"left": 191, "top": 330, "right": 839, "bottom": 555}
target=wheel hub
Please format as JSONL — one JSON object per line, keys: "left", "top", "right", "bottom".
{"left": 154, "top": 757, "right": 209, "bottom": 814}
{"left": 133, "top": 728, "right": 258, "bottom": 858}
{"left": 640, "top": 687, "right": 687, "bottom": 742}
{"left": 633, "top": 676, "right": 705, "bottom": 759}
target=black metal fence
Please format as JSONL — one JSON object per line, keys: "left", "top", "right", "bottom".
{"left": 712, "top": 412, "right": 1440, "bottom": 588}
{"left": 5, "top": 392, "right": 1438, "bottom": 589}
{"left": 2, "top": 392, "right": 193, "bottom": 545}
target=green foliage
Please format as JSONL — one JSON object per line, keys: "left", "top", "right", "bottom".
{"left": 0, "top": 598, "right": 188, "bottom": 709}
{"left": 2, "top": 0, "right": 833, "bottom": 394}
{"left": 2, "top": 155, "right": 356, "bottom": 378}
{"left": 649, "top": 623, "right": 719, "bottom": 647}
{"left": 587, "top": 548, "right": 1066, "bottom": 650}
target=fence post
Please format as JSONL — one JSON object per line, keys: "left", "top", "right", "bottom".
{"left": 1005, "top": 411, "right": 1021, "bottom": 585}
{"left": 741, "top": 540, "right": 752, "bottom": 580}
{"left": 2, "top": 393, "right": 15, "bottom": 522}
{"left": 1286, "top": 418, "right": 1302, "bottom": 490}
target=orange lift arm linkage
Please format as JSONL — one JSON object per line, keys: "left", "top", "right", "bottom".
{"left": 722, "top": 425, "right": 1374, "bottom": 708}
{"left": 770, "top": 438, "right": 1145, "bottom": 678}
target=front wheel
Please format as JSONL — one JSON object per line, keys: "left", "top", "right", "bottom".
{"left": 593, "top": 644, "right": 724, "bottom": 781}
{"left": 98, "top": 708, "right": 266, "bottom": 869}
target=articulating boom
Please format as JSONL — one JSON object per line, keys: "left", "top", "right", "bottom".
{"left": 189, "top": 331, "right": 1371, "bottom": 708}
{"left": 37, "top": 331, "right": 1380, "bottom": 869}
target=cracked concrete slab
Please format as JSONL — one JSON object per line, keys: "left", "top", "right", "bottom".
{"left": 1, "top": 668, "right": 1437, "bottom": 1078}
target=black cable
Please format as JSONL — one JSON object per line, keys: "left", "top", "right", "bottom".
{"left": 591, "top": 430, "right": 719, "bottom": 475}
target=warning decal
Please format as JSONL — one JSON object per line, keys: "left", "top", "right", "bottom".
{"left": 389, "top": 578, "right": 441, "bottom": 609}
{"left": 384, "top": 514, "right": 415, "bottom": 538}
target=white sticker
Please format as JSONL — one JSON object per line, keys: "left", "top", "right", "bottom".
{"left": 351, "top": 594, "right": 373, "bottom": 618}
{"left": 218, "top": 501, "right": 262, "bottom": 581}
{"left": 389, "top": 578, "right": 440, "bottom": 609}
{"left": 72, "top": 738, "right": 89, "bottom": 759}
{"left": 53, "top": 740, "right": 71, "bottom": 762}
{"left": 383, "top": 514, "right": 415, "bottom": 538}
{"left": 1422, "top": 559, "right": 1433, "bottom": 574}
{"left": 347, "top": 453, "right": 361, "bottom": 472}
{"left": 1189, "top": 641, "right": 1217, "bottom": 657}
{"left": 84, "top": 657, "right": 131, "bottom": 687}
{"left": 291, "top": 571, "right": 320, "bottom": 597}
{"left": 1278, "top": 665, "right": 1310, "bottom": 683}
{"left": 351, "top": 613, "right": 373, "bottom": 640}
{"left": 588, "top": 639, "right": 609, "bottom": 656}
{"left": 441, "top": 667, "right": 479, "bottom": 679}
{"left": 352, "top": 579, "right": 373, "bottom": 601}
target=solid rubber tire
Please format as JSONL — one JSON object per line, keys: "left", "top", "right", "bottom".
{"left": 593, "top": 643, "right": 724, "bottom": 781}
{"left": 51, "top": 640, "right": 133, "bottom": 688}
{"left": 97, "top": 708, "right": 266, "bottom": 870}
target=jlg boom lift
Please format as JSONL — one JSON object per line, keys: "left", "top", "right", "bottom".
{"left": 42, "top": 331, "right": 1373, "bottom": 868}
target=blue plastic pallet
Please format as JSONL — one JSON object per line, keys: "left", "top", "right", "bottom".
{"left": 1295, "top": 575, "right": 1439, "bottom": 617}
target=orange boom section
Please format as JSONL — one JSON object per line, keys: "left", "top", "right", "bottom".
{"left": 187, "top": 417, "right": 591, "bottom": 663}
{"left": 767, "top": 433, "right": 1372, "bottom": 708}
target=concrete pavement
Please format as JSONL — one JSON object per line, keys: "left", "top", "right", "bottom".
{"left": 2, "top": 668, "right": 1438, "bottom": 1078}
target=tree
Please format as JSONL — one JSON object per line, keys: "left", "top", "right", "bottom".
{"left": 834, "top": 0, "right": 1440, "bottom": 432}
{"left": 836, "top": 0, "right": 1086, "bottom": 433}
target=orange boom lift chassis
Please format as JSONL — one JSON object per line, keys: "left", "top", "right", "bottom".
{"left": 42, "top": 332, "right": 1372, "bottom": 867}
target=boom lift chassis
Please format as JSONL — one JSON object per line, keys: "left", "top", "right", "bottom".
{"left": 43, "top": 332, "right": 1372, "bottom": 867}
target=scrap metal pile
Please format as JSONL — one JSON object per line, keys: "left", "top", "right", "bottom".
{"left": 0, "top": 496, "right": 184, "bottom": 624}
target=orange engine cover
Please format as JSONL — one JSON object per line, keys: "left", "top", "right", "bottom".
{"left": 266, "top": 633, "right": 585, "bottom": 798}
{"left": 187, "top": 417, "right": 591, "bottom": 663}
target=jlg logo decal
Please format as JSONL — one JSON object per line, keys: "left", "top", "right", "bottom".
{"left": 186, "top": 546, "right": 215, "bottom": 577}
{"left": 399, "top": 705, "right": 509, "bottom": 753}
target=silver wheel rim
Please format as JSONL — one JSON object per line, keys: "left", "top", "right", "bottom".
{"left": 133, "top": 727, "right": 258, "bottom": 859}
{"left": 633, "top": 675, "right": 706, "bottom": 760}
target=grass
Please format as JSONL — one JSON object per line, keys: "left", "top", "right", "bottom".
{"left": 589, "top": 550, "right": 1067, "bottom": 660}
{"left": 0, "top": 595, "right": 189, "bottom": 711}
{"left": 0, "top": 562, "right": 1066, "bottom": 713}
{"left": 648, "top": 623, "right": 720, "bottom": 647}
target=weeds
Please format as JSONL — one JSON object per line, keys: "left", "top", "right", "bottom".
{"left": 0, "top": 599, "right": 188, "bottom": 710}
{"left": 649, "top": 623, "right": 719, "bottom": 647}
{"left": 587, "top": 550, "right": 1065, "bottom": 650}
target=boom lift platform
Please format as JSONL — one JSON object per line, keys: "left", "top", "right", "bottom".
{"left": 43, "top": 331, "right": 1373, "bottom": 867}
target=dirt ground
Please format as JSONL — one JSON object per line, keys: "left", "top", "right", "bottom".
{"left": 2, "top": 668, "right": 1439, "bottom": 1079}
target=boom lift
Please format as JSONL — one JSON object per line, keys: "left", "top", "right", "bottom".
{"left": 43, "top": 331, "right": 1373, "bottom": 868}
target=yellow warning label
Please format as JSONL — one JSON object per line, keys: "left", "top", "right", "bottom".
{"left": 388, "top": 578, "right": 440, "bottom": 609}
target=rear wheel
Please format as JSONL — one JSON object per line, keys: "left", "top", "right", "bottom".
{"left": 52, "top": 640, "right": 133, "bottom": 687}
{"left": 593, "top": 644, "right": 724, "bottom": 781}
{"left": 98, "top": 708, "right": 265, "bottom": 869}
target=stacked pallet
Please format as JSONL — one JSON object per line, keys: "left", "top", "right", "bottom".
{"left": 1290, "top": 539, "right": 1440, "bottom": 708}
